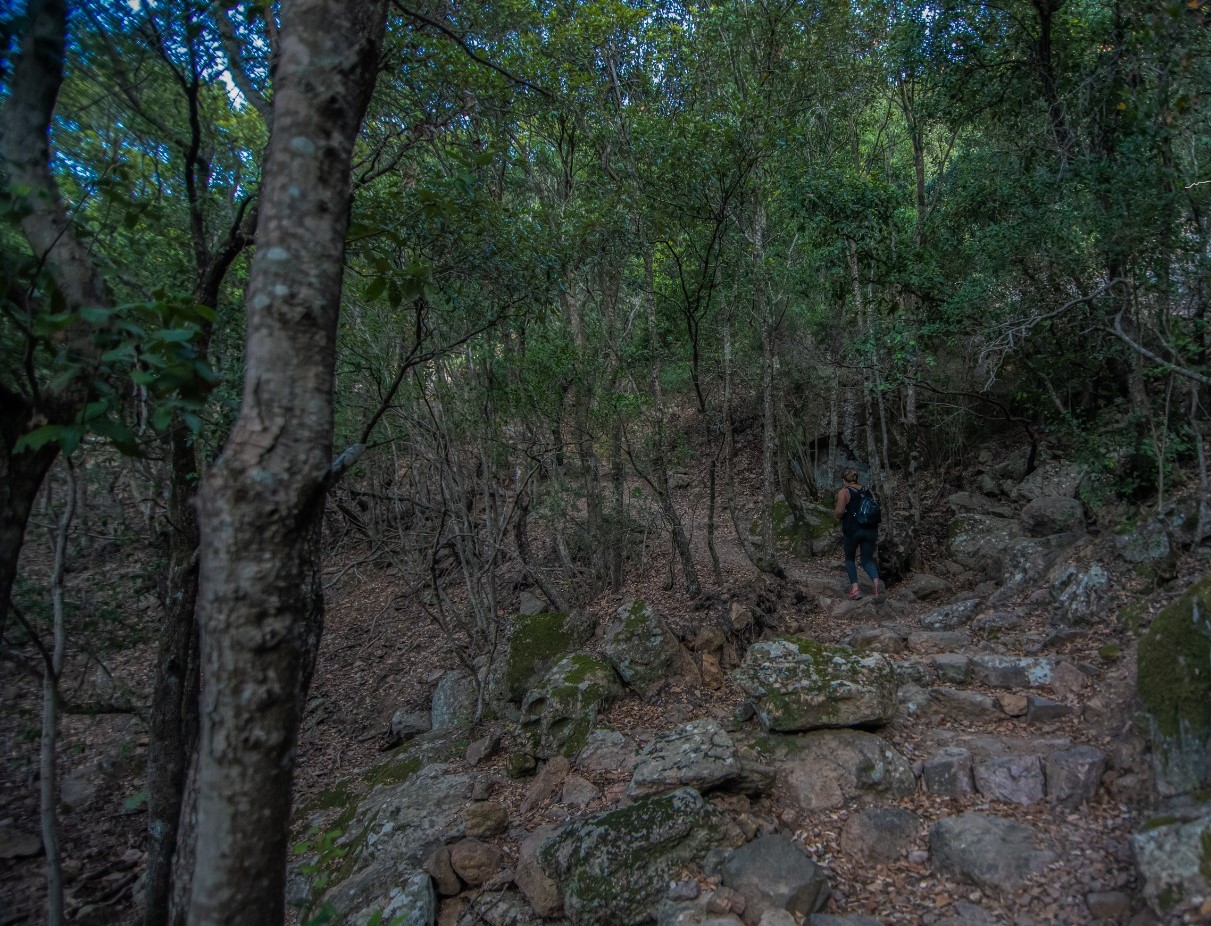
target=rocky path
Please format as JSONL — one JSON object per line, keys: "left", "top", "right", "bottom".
{"left": 289, "top": 459, "right": 1211, "bottom": 926}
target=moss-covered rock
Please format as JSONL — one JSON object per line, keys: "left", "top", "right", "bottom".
{"left": 1131, "top": 812, "right": 1211, "bottom": 915}
{"left": 602, "top": 601, "right": 700, "bottom": 698}
{"left": 752, "top": 498, "right": 838, "bottom": 561}
{"left": 1138, "top": 576, "right": 1211, "bottom": 795}
{"left": 491, "top": 610, "right": 596, "bottom": 707}
{"left": 519, "top": 654, "right": 623, "bottom": 759}
{"left": 731, "top": 637, "right": 897, "bottom": 732}
{"left": 538, "top": 788, "right": 739, "bottom": 926}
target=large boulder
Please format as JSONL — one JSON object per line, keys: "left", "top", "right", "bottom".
{"left": 490, "top": 610, "right": 596, "bottom": 708}
{"left": 918, "top": 600, "right": 979, "bottom": 631}
{"left": 305, "top": 761, "right": 472, "bottom": 923}
{"left": 431, "top": 669, "right": 478, "bottom": 732}
{"left": 1020, "top": 497, "right": 1085, "bottom": 537}
{"left": 520, "top": 655, "right": 623, "bottom": 759}
{"left": 991, "top": 534, "right": 1082, "bottom": 600}
{"left": 946, "top": 515, "right": 1023, "bottom": 573}
{"left": 537, "top": 788, "right": 738, "bottom": 926}
{"left": 777, "top": 730, "right": 917, "bottom": 811}
{"left": 1114, "top": 516, "right": 1173, "bottom": 565}
{"left": 603, "top": 601, "right": 701, "bottom": 698}
{"left": 720, "top": 834, "right": 830, "bottom": 920}
{"left": 1131, "top": 812, "right": 1211, "bottom": 916}
{"left": 628, "top": 718, "right": 774, "bottom": 798}
{"left": 930, "top": 813, "right": 1056, "bottom": 893}
{"left": 1012, "top": 461, "right": 1086, "bottom": 501}
{"left": 1049, "top": 563, "right": 1111, "bottom": 625}
{"left": 1137, "top": 576, "right": 1211, "bottom": 794}
{"left": 733, "top": 638, "right": 897, "bottom": 732}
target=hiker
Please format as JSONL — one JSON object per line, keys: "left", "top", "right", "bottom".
{"left": 834, "top": 468, "right": 882, "bottom": 600}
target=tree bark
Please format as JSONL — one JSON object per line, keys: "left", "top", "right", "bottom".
{"left": 188, "top": 2, "right": 387, "bottom": 924}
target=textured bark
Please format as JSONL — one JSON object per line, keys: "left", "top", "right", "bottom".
{"left": 188, "top": 2, "right": 387, "bottom": 924}
{"left": 0, "top": 0, "right": 109, "bottom": 624}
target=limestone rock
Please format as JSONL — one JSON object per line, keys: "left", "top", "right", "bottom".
{"left": 1021, "top": 496, "right": 1084, "bottom": 537}
{"left": 905, "top": 573, "right": 951, "bottom": 601}
{"left": 1050, "top": 563, "right": 1110, "bottom": 626}
{"left": 456, "top": 891, "right": 541, "bottom": 926}
{"left": 720, "top": 834, "right": 830, "bottom": 920}
{"left": 314, "top": 763, "right": 472, "bottom": 922}
{"left": 922, "top": 748, "right": 975, "bottom": 797}
{"left": 1012, "top": 461, "right": 1086, "bottom": 501}
{"left": 971, "top": 610, "right": 1024, "bottom": 633}
{"left": 1044, "top": 746, "right": 1105, "bottom": 808}
{"left": 972, "top": 755, "right": 1045, "bottom": 805}
{"left": 604, "top": 601, "right": 701, "bottom": 698}
{"left": 367, "top": 872, "right": 435, "bottom": 926}
{"left": 432, "top": 670, "right": 478, "bottom": 732}
{"left": 969, "top": 654, "right": 1054, "bottom": 688}
{"left": 732, "top": 638, "right": 897, "bottom": 732}
{"left": 946, "top": 515, "right": 1023, "bottom": 572}
{"left": 492, "top": 610, "right": 596, "bottom": 707}
{"left": 919, "top": 600, "right": 980, "bottom": 631}
{"left": 1114, "top": 517, "right": 1173, "bottom": 565}
{"left": 779, "top": 730, "right": 916, "bottom": 811}
{"left": 1131, "top": 812, "right": 1211, "bottom": 916}
{"left": 845, "top": 625, "right": 907, "bottom": 654}
{"left": 1025, "top": 696, "right": 1071, "bottom": 724}
{"left": 628, "top": 718, "right": 773, "bottom": 798}
{"left": 928, "top": 688, "right": 1002, "bottom": 722}
{"left": 1136, "top": 575, "right": 1211, "bottom": 795}
{"left": 839, "top": 807, "right": 920, "bottom": 864}
{"left": 391, "top": 710, "right": 432, "bottom": 742}
{"left": 520, "top": 656, "right": 622, "bottom": 759}
{"left": 561, "top": 775, "right": 599, "bottom": 808}
{"left": 516, "top": 825, "right": 562, "bottom": 918}
{"left": 932, "top": 654, "right": 970, "bottom": 684}
{"left": 576, "top": 729, "right": 638, "bottom": 774}
{"left": 930, "top": 813, "right": 1056, "bottom": 893}
{"left": 538, "top": 788, "right": 735, "bottom": 926}
{"left": 993, "top": 535, "right": 1080, "bottom": 599}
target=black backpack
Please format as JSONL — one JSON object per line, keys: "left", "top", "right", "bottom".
{"left": 852, "top": 487, "right": 882, "bottom": 526}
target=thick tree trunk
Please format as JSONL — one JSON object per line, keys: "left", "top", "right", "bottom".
{"left": 0, "top": 399, "right": 56, "bottom": 622}
{"left": 188, "top": 3, "right": 387, "bottom": 925}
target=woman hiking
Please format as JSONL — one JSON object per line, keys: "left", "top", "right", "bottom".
{"left": 834, "top": 468, "right": 882, "bottom": 600}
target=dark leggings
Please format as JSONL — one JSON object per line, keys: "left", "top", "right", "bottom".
{"left": 843, "top": 527, "right": 880, "bottom": 585}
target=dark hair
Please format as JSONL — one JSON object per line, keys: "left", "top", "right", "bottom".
{"left": 842, "top": 468, "right": 860, "bottom": 484}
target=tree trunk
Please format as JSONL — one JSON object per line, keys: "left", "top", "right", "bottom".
{"left": 144, "top": 422, "right": 202, "bottom": 926}
{"left": 755, "top": 201, "right": 782, "bottom": 576}
{"left": 642, "top": 249, "right": 700, "bottom": 598}
{"left": 188, "top": 3, "right": 387, "bottom": 924}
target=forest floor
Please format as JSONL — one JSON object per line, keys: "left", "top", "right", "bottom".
{"left": 0, "top": 424, "right": 1206, "bottom": 925}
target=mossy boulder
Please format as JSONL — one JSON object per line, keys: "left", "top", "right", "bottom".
{"left": 1138, "top": 576, "right": 1211, "bottom": 795}
{"left": 301, "top": 760, "right": 472, "bottom": 924}
{"left": 537, "top": 788, "right": 739, "bottom": 926}
{"left": 1130, "top": 812, "right": 1211, "bottom": 915}
{"left": 732, "top": 637, "right": 897, "bottom": 732}
{"left": 490, "top": 610, "right": 596, "bottom": 708}
{"left": 602, "top": 601, "right": 700, "bottom": 699}
{"left": 520, "top": 654, "right": 623, "bottom": 759}
{"left": 755, "top": 498, "right": 839, "bottom": 560}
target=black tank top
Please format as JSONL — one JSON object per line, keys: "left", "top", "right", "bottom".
{"left": 843, "top": 485, "right": 868, "bottom": 534}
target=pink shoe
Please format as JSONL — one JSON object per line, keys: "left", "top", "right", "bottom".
{"left": 848, "top": 587, "right": 861, "bottom": 601}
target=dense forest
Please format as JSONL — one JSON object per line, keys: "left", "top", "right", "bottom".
{"left": 2, "top": 0, "right": 1209, "bottom": 925}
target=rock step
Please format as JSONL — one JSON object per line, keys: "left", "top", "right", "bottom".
{"left": 921, "top": 742, "right": 1106, "bottom": 806}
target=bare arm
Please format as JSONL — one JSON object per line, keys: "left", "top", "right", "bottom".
{"left": 834, "top": 487, "right": 849, "bottom": 519}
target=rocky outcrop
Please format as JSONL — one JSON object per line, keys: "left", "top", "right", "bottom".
{"left": 603, "top": 601, "right": 701, "bottom": 698}
{"left": 1131, "top": 812, "right": 1211, "bottom": 916}
{"left": 777, "top": 730, "right": 916, "bottom": 811}
{"left": 1012, "top": 461, "right": 1086, "bottom": 501}
{"left": 628, "top": 718, "right": 774, "bottom": 798}
{"left": 1137, "top": 576, "right": 1211, "bottom": 795}
{"left": 732, "top": 638, "right": 897, "bottom": 732}
{"left": 1049, "top": 563, "right": 1110, "bottom": 625}
{"left": 1020, "top": 496, "right": 1084, "bottom": 537}
{"left": 520, "top": 655, "right": 623, "bottom": 759}
{"left": 431, "top": 669, "right": 478, "bottom": 732}
{"left": 536, "top": 788, "right": 739, "bottom": 926}
{"left": 491, "top": 609, "right": 596, "bottom": 707}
